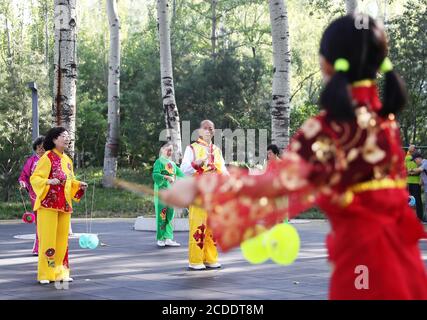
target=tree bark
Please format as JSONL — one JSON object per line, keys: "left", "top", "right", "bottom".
{"left": 44, "top": 0, "right": 49, "bottom": 66}
{"left": 269, "top": 0, "right": 291, "bottom": 151}
{"left": 211, "top": 0, "right": 218, "bottom": 59}
{"left": 157, "top": 0, "right": 183, "bottom": 162}
{"left": 103, "top": 0, "right": 121, "bottom": 187}
{"left": 52, "top": 0, "right": 78, "bottom": 159}
{"left": 345, "top": 0, "right": 358, "bottom": 14}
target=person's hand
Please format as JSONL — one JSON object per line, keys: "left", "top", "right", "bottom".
{"left": 19, "top": 181, "right": 26, "bottom": 189}
{"left": 47, "top": 178, "right": 61, "bottom": 185}
{"left": 165, "top": 175, "right": 175, "bottom": 183}
{"left": 159, "top": 177, "right": 197, "bottom": 208}
{"left": 194, "top": 156, "right": 208, "bottom": 167}
{"left": 80, "top": 182, "right": 88, "bottom": 190}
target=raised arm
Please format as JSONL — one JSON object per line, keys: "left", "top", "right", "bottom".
{"left": 30, "top": 155, "right": 52, "bottom": 206}
{"left": 180, "top": 146, "right": 197, "bottom": 176}
{"left": 69, "top": 157, "right": 86, "bottom": 202}
{"left": 152, "top": 159, "right": 167, "bottom": 187}
{"left": 194, "top": 117, "right": 337, "bottom": 250}
{"left": 18, "top": 156, "right": 33, "bottom": 189}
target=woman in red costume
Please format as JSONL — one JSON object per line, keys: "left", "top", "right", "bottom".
{"left": 159, "top": 15, "right": 427, "bottom": 300}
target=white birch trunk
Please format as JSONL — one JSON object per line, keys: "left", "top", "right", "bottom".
{"left": 44, "top": 0, "right": 49, "bottom": 66}
{"left": 345, "top": 0, "right": 358, "bottom": 14}
{"left": 157, "top": 0, "right": 183, "bottom": 162}
{"left": 52, "top": 0, "right": 78, "bottom": 158}
{"left": 103, "top": 0, "right": 121, "bottom": 187}
{"left": 211, "top": 0, "right": 217, "bottom": 59}
{"left": 269, "top": 0, "right": 291, "bottom": 150}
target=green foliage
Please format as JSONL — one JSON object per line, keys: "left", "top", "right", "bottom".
{"left": 388, "top": 0, "right": 427, "bottom": 146}
{"left": 0, "top": 0, "right": 425, "bottom": 215}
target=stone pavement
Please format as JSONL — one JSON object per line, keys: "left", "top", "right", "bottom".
{"left": 1, "top": 219, "right": 425, "bottom": 300}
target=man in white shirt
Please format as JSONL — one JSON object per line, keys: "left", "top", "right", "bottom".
{"left": 180, "top": 120, "right": 228, "bottom": 270}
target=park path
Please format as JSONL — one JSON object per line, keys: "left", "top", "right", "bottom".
{"left": 0, "top": 219, "right": 424, "bottom": 300}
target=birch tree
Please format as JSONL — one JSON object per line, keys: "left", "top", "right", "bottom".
{"left": 52, "top": 0, "right": 78, "bottom": 158}
{"left": 346, "top": 0, "right": 358, "bottom": 14}
{"left": 211, "top": 0, "right": 218, "bottom": 59}
{"left": 157, "top": 0, "right": 183, "bottom": 162}
{"left": 269, "top": 0, "right": 291, "bottom": 151}
{"left": 103, "top": 0, "right": 120, "bottom": 187}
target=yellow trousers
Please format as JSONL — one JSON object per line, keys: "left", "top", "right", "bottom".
{"left": 188, "top": 205, "right": 218, "bottom": 264}
{"left": 37, "top": 208, "right": 70, "bottom": 281}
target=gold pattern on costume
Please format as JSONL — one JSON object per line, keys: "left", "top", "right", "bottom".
{"left": 259, "top": 197, "right": 268, "bottom": 206}
{"left": 341, "top": 125, "right": 362, "bottom": 151}
{"left": 355, "top": 106, "right": 372, "bottom": 129}
{"left": 222, "top": 229, "right": 241, "bottom": 248}
{"left": 362, "top": 133, "right": 386, "bottom": 164}
{"left": 336, "top": 122, "right": 351, "bottom": 146}
{"left": 274, "top": 197, "right": 288, "bottom": 209}
{"left": 349, "top": 178, "right": 406, "bottom": 193}
{"left": 373, "top": 165, "right": 390, "bottom": 180}
{"left": 331, "top": 121, "right": 342, "bottom": 133}
{"left": 301, "top": 118, "right": 321, "bottom": 139}
{"left": 330, "top": 173, "right": 341, "bottom": 186}
{"left": 347, "top": 148, "right": 359, "bottom": 163}
{"left": 214, "top": 201, "right": 240, "bottom": 226}
{"left": 272, "top": 178, "right": 282, "bottom": 190}
{"left": 340, "top": 191, "right": 354, "bottom": 207}
{"left": 338, "top": 178, "right": 407, "bottom": 208}
{"left": 311, "top": 136, "right": 336, "bottom": 163}
{"left": 279, "top": 167, "right": 307, "bottom": 191}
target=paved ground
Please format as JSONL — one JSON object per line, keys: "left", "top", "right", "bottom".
{"left": 1, "top": 219, "right": 425, "bottom": 300}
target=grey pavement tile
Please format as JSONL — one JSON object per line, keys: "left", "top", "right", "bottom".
{"left": 1, "top": 220, "right": 421, "bottom": 300}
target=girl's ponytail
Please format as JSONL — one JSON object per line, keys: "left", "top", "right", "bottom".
{"left": 379, "top": 58, "right": 407, "bottom": 117}
{"left": 319, "top": 58, "right": 355, "bottom": 120}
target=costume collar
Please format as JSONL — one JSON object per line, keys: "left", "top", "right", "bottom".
{"left": 196, "top": 138, "right": 212, "bottom": 147}
{"left": 351, "top": 79, "right": 382, "bottom": 112}
{"left": 52, "top": 148, "right": 64, "bottom": 158}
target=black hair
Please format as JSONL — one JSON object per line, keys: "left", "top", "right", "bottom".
{"left": 412, "top": 152, "right": 423, "bottom": 161}
{"left": 267, "top": 144, "right": 280, "bottom": 156}
{"left": 160, "top": 141, "right": 172, "bottom": 149}
{"left": 319, "top": 14, "right": 407, "bottom": 120}
{"left": 43, "top": 127, "right": 67, "bottom": 151}
{"left": 32, "top": 136, "right": 45, "bottom": 151}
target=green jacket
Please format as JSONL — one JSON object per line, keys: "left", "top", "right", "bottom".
{"left": 406, "top": 154, "right": 420, "bottom": 185}
{"left": 152, "top": 156, "right": 185, "bottom": 190}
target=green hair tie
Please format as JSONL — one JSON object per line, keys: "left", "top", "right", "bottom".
{"left": 334, "top": 58, "right": 350, "bottom": 72}
{"left": 380, "top": 57, "right": 393, "bottom": 73}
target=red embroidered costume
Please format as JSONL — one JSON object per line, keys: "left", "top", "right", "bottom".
{"left": 194, "top": 84, "right": 427, "bottom": 299}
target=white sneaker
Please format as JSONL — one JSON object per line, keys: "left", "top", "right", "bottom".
{"left": 63, "top": 277, "right": 73, "bottom": 282}
{"left": 165, "top": 239, "right": 181, "bottom": 247}
{"left": 188, "top": 263, "right": 206, "bottom": 270}
{"left": 205, "top": 262, "right": 222, "bottom": 269}
{"left": 39, "top": 280, "right": 50, "bottom": 285}
{"left": 157, "top": 240, "right": 166, "bottom": 247}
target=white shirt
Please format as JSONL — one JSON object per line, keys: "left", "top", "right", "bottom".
{"left": 180, "top": 143, "right": 228, "bottom": 176}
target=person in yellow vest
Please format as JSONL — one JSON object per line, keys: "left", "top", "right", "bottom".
{"left": 180, "top": 120, "right": 228, "bottom": 270}
{"left": 30, "top": 127, "right": 87, "bottom": 284}
{"left": 406, "top": 145, "right": 424, "bottom": 220}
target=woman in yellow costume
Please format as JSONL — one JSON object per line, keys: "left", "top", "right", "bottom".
{"left": 30, "top": 127, "right": 87, "bottom": 284}
{"left": 180, "top": 120, "right": 228, "bottom": 270}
